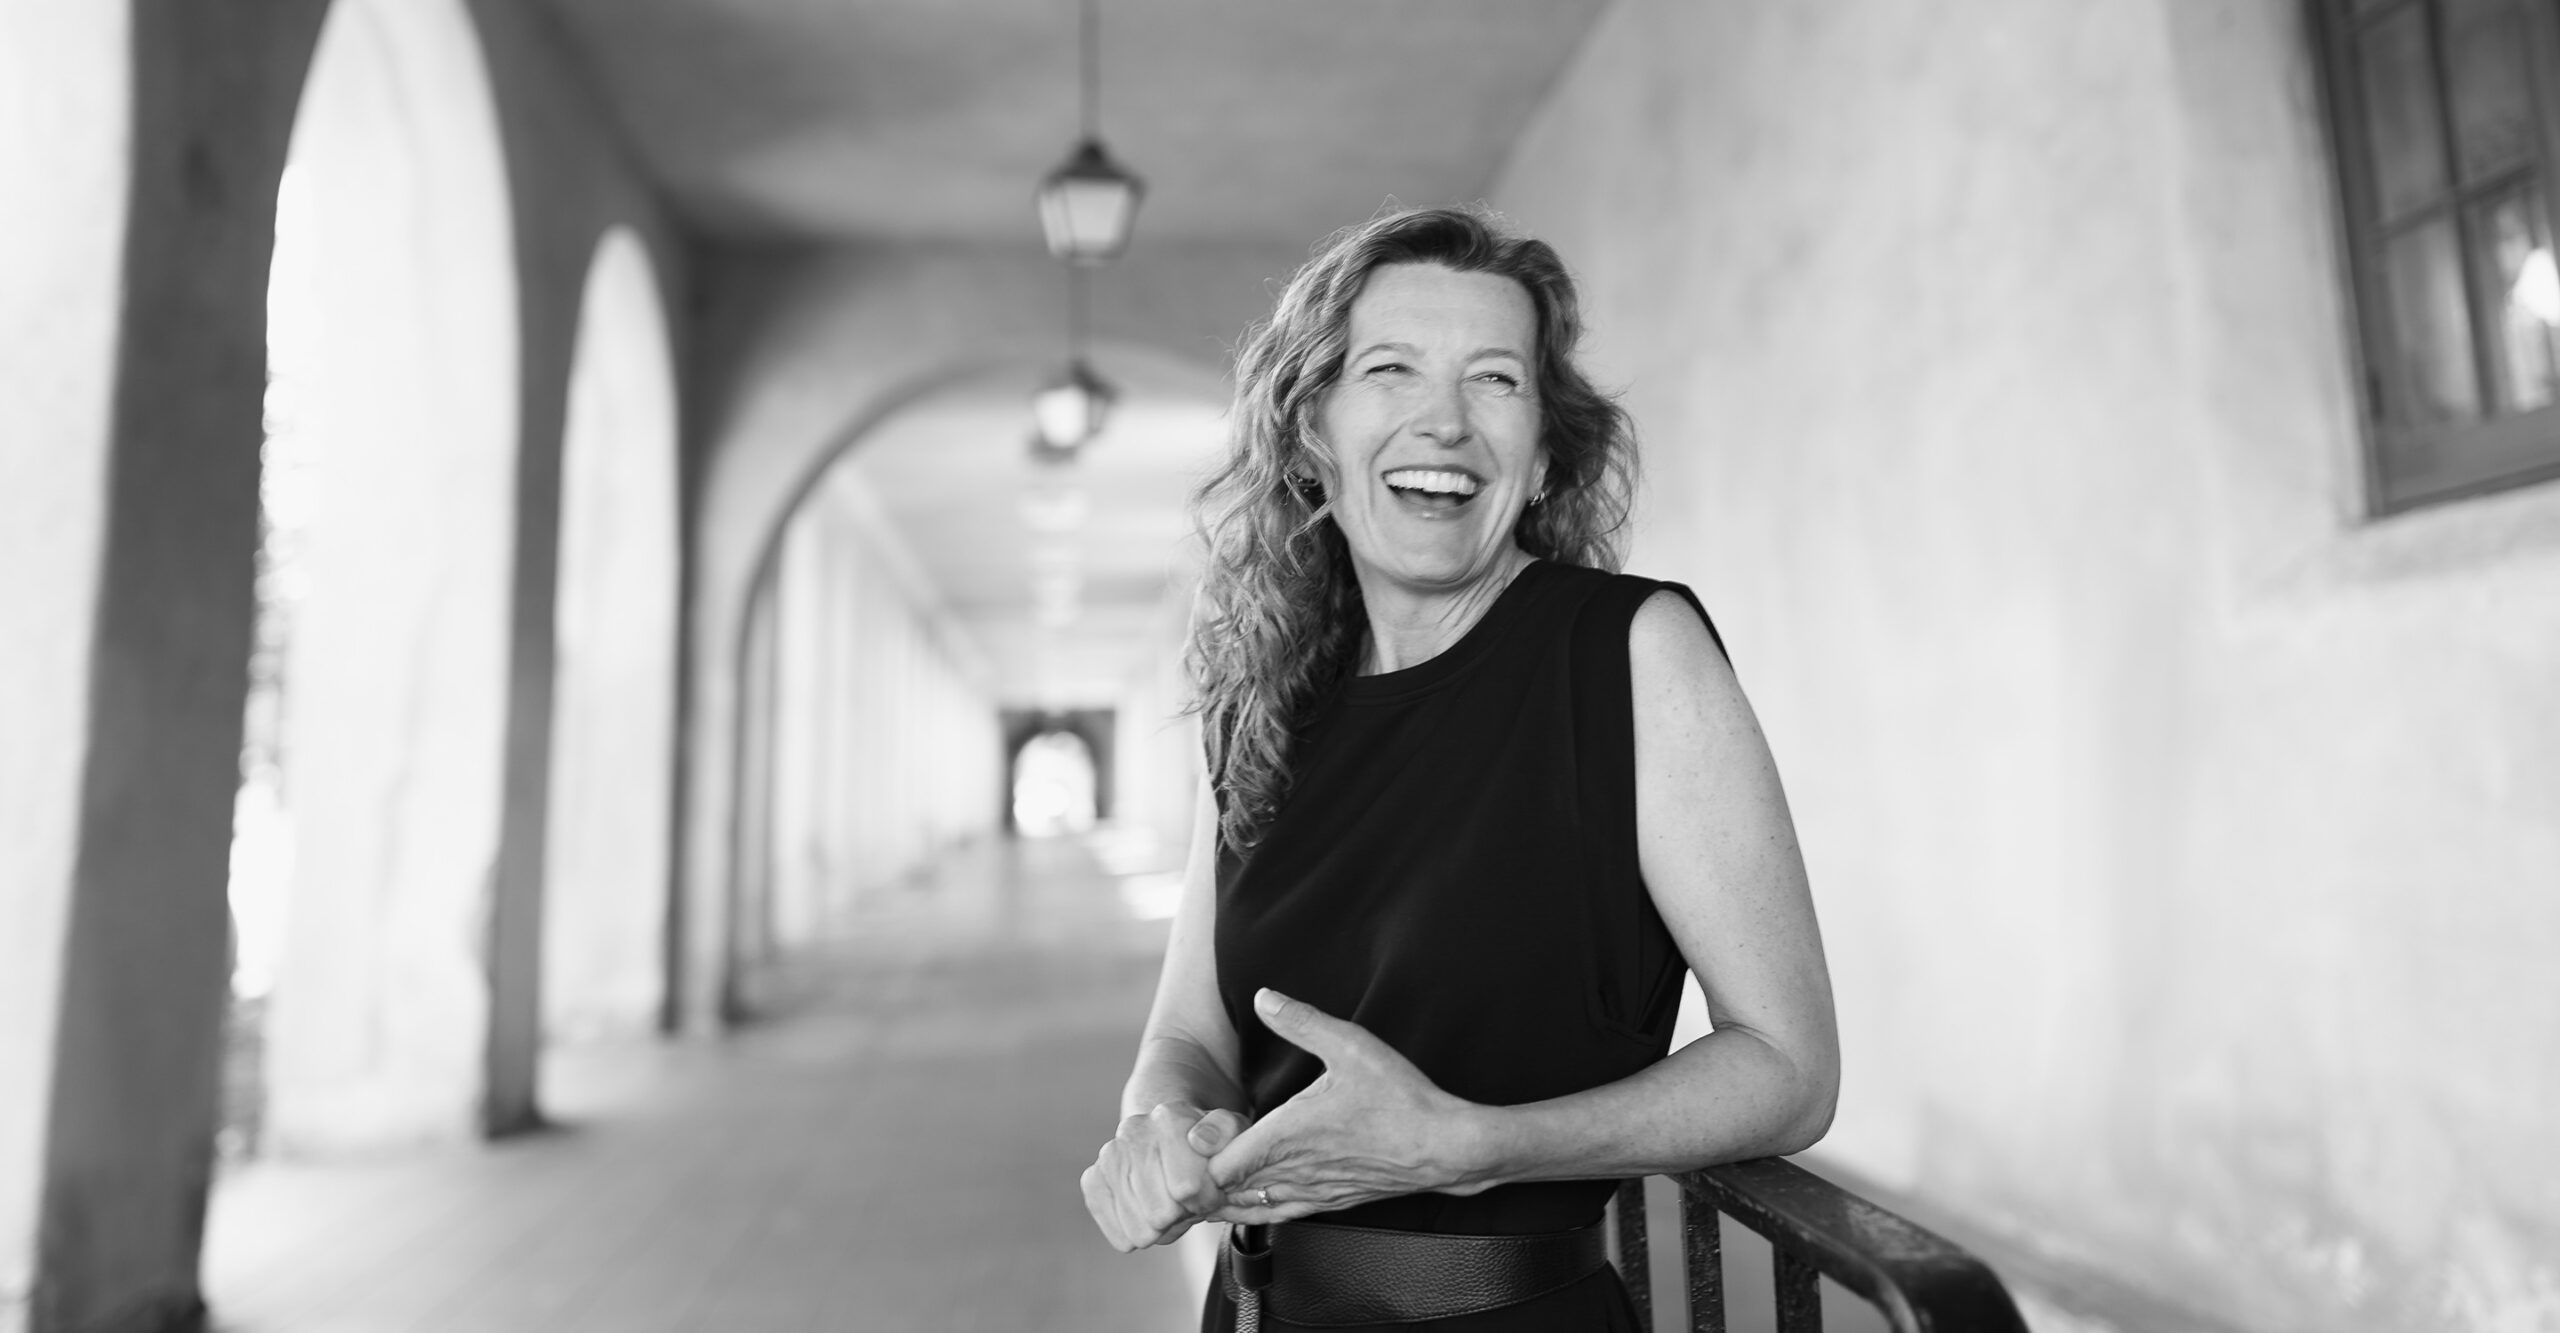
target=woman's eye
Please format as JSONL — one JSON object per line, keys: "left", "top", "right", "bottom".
{"left": 1364, "top": 362, "right": 1409, "bottom": 377}
{"left": 1474, "top": 371, "right": 1522, "bottom": 390}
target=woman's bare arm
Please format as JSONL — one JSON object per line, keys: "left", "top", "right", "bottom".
{"left": 1453, "top": 588, "right": 1838, "bottom": 1184}
{"left": 1081, "top": 771, "right": 1255, "bottom": 1250}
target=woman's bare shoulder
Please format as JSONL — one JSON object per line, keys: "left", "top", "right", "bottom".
{"left": 1628, "top": 587, "right": 1739, "bottom": 710}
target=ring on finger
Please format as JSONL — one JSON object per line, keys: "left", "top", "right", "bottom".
{"left": 1253, "top": 1186, "right": 1272, "bottom": 1209}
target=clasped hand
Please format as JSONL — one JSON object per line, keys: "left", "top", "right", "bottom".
{"left": 1080, "top": 989, "right": 1487, "bottom": 1250}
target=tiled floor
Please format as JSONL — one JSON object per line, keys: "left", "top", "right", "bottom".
{"left": 203, "top": 833, "right": 1208, "bottom": 1333}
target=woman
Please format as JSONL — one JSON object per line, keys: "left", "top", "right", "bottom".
{"left": 1079, "top": 207, "right": 1839, "bottom": 1330}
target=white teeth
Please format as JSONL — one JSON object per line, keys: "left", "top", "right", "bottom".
{"left": 1383, "top": 469, "right": 1481, "bottom": 496}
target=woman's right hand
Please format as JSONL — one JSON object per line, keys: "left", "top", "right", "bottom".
{"left": 1080, "top": 1103, "right": 1253, "bottom": 1250}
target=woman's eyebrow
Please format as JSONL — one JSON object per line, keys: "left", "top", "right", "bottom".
{"left": 1345, "top": 341, "right": 1528, "bottom": 362}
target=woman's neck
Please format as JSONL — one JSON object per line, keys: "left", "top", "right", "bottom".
{"left": 1354, "top": 547, "right": 1535, "bottom": 676}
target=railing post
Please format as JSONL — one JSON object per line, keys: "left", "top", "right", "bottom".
{"left": 1612, "top": 1178, "right": 1655, "bottom": 1331}
{"left": 1681, "top": 1186, "right": 1725, "bottom": 1333}
{"left": 1773, "top": 1249, "right": 1821, "bottom": 1333}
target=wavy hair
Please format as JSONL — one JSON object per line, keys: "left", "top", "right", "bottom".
{"left": 1186, "top": 206, "right": 1637, "bottom": 853}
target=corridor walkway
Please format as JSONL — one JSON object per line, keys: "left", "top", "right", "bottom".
{"left": 203, "top": 833, "right": 1207, "bottom": 1333}
{"left": 201, "top": 831, "right": 2116, "bottom": 1333}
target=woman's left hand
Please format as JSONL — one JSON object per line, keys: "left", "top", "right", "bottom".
{"left": 1205, "top": 988, "right": 1490, "bottom": 1222}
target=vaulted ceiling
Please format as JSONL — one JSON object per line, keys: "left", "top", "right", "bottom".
{"left": 538, "top": 0, "right": 1613, "bottom": 701}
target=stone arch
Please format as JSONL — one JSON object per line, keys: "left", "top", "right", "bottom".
{"left": 745, "top": 336, "right": 1235, "bottom": 601}
{"left": 681, "top": 292, "right": 1257, "bottom": 1028}
{"left": 728, "top": 348, "right": 1216, "bottom": 958}
{"left": 541, "top": 227, "right": 680, "bottom": 1043}
{"left": 730, "top": 344, "right": 1221, "bottom": 769}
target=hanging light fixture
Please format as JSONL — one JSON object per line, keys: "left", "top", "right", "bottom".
{"left": 1035, "top": 0, "right": 1144, "bottom": 263}
{"left": 1032, "top": 357, "right": 1116, "bottom": 455}
{"left": 1030, "top": 261, "right": 1118, "bottom": 457}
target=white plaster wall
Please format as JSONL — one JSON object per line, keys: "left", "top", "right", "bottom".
{"left": 543, "top": 228, "right": 681, "bottom": 1040}
{"left": 1494, "top": 2, "right": 2560, "bottom": 1329}
{"left": 764, "top": 464, "right": 1002, "bottom": 948}
{"left": 0, "top": 7, "right": 128, "bottom": 1325}
{"left": 260, "top": 0, "right": 521, "bottom": 1153}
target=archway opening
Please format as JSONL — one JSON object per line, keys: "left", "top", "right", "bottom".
{"left": 541, "top": 229, "right": 679, "bottom": 1043}
{"left": 221, "top": 0, "right": 519, "bottom": 1158}
{"left": 996, "top": 706, "right": 1118, "bottom": 835}
{"left": 1011, "top": 730, "right": 1100, "bottom": 838}
{"left": 719, "top": 350, "right": 1223, "bottom": 1009}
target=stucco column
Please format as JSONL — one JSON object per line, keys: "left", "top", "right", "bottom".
{"left": 0, "top": 4, "right": 324, "bottom": 1330}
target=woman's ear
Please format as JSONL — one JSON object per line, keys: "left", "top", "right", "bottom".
{"left": 1288, "top": 433, "right": 1337, "bottom": 495}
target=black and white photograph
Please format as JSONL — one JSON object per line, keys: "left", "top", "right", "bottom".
{"left": 2, "top": 2, "right": 2556, "bottom": 1331}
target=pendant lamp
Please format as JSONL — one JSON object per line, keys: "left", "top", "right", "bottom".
{"left": 1035, "top": 0, "right": 1143, "bottom": 263}
{"left": 1032, "top": 355, "right": 1117, "bottom": 455}
{"left": 1029, "top": 255, "right": 1118, "bottom": 458}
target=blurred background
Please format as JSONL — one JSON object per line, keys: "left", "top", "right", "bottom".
{"left": 3, "top": 1, "right": 2557, "bottom": 1331}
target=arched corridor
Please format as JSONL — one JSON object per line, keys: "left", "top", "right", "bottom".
{"left": 7, "top": 2, "right": 2560, "bottom": 1331}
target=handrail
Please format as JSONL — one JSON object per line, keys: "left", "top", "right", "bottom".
{"left": 1610, "top": 1160, "right": 2031, "bottom": 1333}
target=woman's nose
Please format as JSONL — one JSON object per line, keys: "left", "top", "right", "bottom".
{"left": 1406, "top": 376, "right": 1471, "bottom": 446}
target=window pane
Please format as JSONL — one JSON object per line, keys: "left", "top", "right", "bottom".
{"left": 2444, "top": 0, "right": 2538, "bottom": 180}
{"left": 2469, "top": 184, "right": 2560, "bottom": 413}
{"left": 2361, "top": 7, "right": 2453, "bottom": 218}
{"left": 2384, "top": 216, "right": 2484, "bottom": 422}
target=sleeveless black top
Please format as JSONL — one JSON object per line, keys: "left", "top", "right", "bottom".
{"left": 1203, "top": 560, "right": 1724, "bottom": 1331}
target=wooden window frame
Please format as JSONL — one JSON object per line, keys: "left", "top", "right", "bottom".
{"left": 2311, "top": 0, "right": 2560, "bottom": 515}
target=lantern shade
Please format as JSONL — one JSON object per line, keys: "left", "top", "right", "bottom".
{"left": 1032, "top": 358, "right": 1118, "bottom": 452}
{"left": 1036, "top": 138, "right": 1145, "bottom": 263}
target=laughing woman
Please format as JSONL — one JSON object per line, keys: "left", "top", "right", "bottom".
{"left": 1079, "top": 207, "right": 1840, "bottom": 1331}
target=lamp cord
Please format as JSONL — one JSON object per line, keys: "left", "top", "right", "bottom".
{"left": 1079, "top": 0, "right": 1100, "bottom": 140}
{"left": 1069, "top": 0, "right": 1100, "bottom": 358}
{"left": 1068, "top": 265, "right": 1089, "bottom": 359}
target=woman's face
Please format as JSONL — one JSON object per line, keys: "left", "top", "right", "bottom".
{"left": 1315, "top": 263, "right": 1548, "bottom": 600}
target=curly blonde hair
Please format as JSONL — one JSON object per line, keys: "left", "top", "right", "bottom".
{"left": 1187, "top": 207, "right": 1637, "bottom": 853}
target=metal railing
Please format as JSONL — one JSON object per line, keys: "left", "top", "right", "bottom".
{"left": 1610, "top": 1160, "right": 2031, "bottom": 1333}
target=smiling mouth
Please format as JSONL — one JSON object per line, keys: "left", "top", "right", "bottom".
{"left": 1382, "top": 467, "right": 1482, "bottom": 512}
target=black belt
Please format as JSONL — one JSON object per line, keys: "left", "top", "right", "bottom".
{"left": 1222, "top": 1218, "right": 1610, "bottom": 1329}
